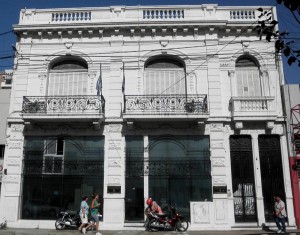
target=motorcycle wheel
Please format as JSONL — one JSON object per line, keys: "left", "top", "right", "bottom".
{"left": 176, "top": 219, "right": 189, "bottom": 232}
{"left": 149, "top": 219, "right": 160, "bottom": 232}
{"left": 55, "top": 218, "right": 66, "bottom": 230}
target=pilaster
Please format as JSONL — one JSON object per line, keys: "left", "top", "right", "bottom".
{"left": 280, "top": 134, "right": 296, "bottom": 226}
{"left": 252, "top": 133, "right": 265, "bottom": 225}
{"left": 103, "top": 123, "right": 124, "bottom": 229}
{"left": 210, "top": 123, "right": 229, "bottom": 226}
{"left": 0, "top": 123, "right": 24, "bottom": 223}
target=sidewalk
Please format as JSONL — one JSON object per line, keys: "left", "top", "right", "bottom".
{"left": 0, "top": 228, "right": 300, "bottom": 235}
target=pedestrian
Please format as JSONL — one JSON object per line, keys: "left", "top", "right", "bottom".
{"left": 90, "top": 193, "right": 102, "bottom": 235}
{"left": 274, "top": 194, "right": 287, "bottom": 233}
{"left": 78, "top": 196, "right": 89, "bottom": 234}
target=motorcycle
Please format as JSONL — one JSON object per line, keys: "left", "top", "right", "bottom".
{"left": 145, "top": 206, "right": 189, "bottom": 232}
{"left": 55, "top": 211, "right": 82, "bottom": 230}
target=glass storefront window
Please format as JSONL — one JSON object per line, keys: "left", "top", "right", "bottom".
{"left": 22, "top": 136, "right": 104, "bottom": 220}
{"left": 148, "top": 135, "right": 211, "bottom": 219}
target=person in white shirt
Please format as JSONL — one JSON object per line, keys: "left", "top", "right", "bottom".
{"left": 274, "top": 195, "right": 287, "bottom": 233}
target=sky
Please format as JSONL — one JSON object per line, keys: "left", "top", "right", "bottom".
{"left": 0, "top": 0, "right": 299, "bottom": 84}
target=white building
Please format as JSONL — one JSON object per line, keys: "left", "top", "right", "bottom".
{"left": 0, "top": 4, "right": 296, "bottom": 230}
{"left": 0, "top": 70, "right": 13, "bottom": 200}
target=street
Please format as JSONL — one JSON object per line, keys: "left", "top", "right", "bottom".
{"left": 1, "top": 228, "right": 300, "bottom": 235}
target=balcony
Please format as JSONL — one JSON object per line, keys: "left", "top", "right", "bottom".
{"left": 123, "top": 94, "right": 208, "bottom": 121}
{"left": 231, "top": 96, "right": 276, "bottom": 121}
{"left": 22, "top": 95, "right": 105, "bottom": 122}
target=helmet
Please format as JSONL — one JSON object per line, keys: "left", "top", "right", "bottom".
{"left": 146, "top": 198, "right": 153, "bottom": 206}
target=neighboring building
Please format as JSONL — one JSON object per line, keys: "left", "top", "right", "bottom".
{"left": 0, "top": 4, "right": 296, "bottom": 230}
{"left": 283, "top": 84, "right": 300, "bottom": 228}
{"left": 0, "top": 70, "right": 13, "bottom": 202}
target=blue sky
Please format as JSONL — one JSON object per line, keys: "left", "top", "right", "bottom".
{"left": 0, "top": 0, "right": 299, "bottom": 83}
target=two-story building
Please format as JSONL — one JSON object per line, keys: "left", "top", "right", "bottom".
{"left": 0, "top": 4, "right": 296, "bottom": 230}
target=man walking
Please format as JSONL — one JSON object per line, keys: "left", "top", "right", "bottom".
{"left": 274, "top": 195, "right": 287, "bottom": 233}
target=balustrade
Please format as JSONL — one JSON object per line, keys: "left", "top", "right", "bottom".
{"left": 143, "top": 9, "right": 184, "bottom": 19}
{"left": 230, "top": 10, "right": 255, "bottom": 20}
{"left": 231, "top": 96, "right": 275, "bottom": 119}
{"left": 52, "top": 11, "right": 91, "bottom": 22}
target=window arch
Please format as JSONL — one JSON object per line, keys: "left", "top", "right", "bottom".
{"left": 48, "top": 57, "right": 88, "bottom": 96}
{"left": 144, "top": 56, "right": 185, "bottom": 95}
{"left": 235, "top": 55, "right": 262, "bottom": 97}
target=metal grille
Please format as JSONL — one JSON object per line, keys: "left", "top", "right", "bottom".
{"left": 126, "top": 159, "right": 211, "bottom": 178}
{"left": 259, "top": 135, "right": 285, "bottom": 222}
{"left": 23, "top": 159, "right": 104, "bottom": 176}
{"left": 230, "top": 135, "right": 257, "bottom": 222}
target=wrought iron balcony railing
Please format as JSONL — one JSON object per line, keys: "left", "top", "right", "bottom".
{"left": 124, "top": 94, "right": 208, "bottom": 115}
{"left": 22, "top": 95, "right": 105, "bottom": 115}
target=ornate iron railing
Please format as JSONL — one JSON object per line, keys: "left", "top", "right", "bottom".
{"left": 126, "top": 159, "right": 211, "bottom": 177}
{"left": 23, "top": 159, "right": 104, "bottom": 176}
{"left": 22, "top": 95, "right": 105, "bottom": 115}
{"left": 124, "top": 94, "right": 208, "bottom": 115}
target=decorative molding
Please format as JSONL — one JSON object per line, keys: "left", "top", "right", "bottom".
{"left": 235, "top": 122, "right": 243, "bottom": 129}
{"left": 108, "top": 139, "right": 121, "bottom": 150}
{"left": 6, "top": 157, "right": 21, "bottom": 166}
{"left": 212, "top": 176, "right": 226, "bottom": 185}
{"left": 108, "top": 176, "right": 121, "bottom": 185}
{"left": 107, "top": 124, "right": 122, "bottom": 132}
{"left": 192, "top": 202, "right": 210, "bottom": 223}
{"left": 8, "top": 143, "right": 22, "bottom": 150}
{"left": 11, "top": 124, "right": 24, "bottom": 132}
{"left": 3, "top": 175, "right": 19, "bottom": 184}
{"left": 38, "top": 73, "right": 47, "bottom": 93}
{"left": 212, "top": 158, "right": 225, "bottom": 167}
{"left": 160, "top": 40, "right": 169, "bottom": 47}
{"left": 266, "top": 121, "right": 274, "bottom": 129}
{"left": 108, "top": 159, "right": 122, "bottom": 167}
{"left": 210, "top": 123, "right": 223, "bottom": 132}
{"left": 211, "top": 142, "right": 224, "bottom": 149}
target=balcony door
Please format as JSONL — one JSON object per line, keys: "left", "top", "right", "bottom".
{"left": 144, "top": 56, "right": 185, "bottom": 95}
{"left": 235, "top": 56, "right": 262, "bottom": 97}
{"left": 48, "top": 57, "right": 88, "bottom": 96}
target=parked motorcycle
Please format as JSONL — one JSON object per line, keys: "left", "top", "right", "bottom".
{"left": 145, "top": 206, "right": 189, "bottom": 232}
{"left": 55, "top": 211, "right": 81, "bottom": 230}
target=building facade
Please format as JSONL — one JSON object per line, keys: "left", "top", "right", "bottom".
{"left": 0, "top": 4, "right": 296, "bottom": 230}
{"left": 283, "top": 84, "right": 300, "bottom": 228}
{"left": 0, "top": 70, "right": 13, "bottom": 200}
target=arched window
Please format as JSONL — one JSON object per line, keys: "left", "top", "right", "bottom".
{"left": 235, "top": 56, "right": 262, "bottom": 97}
{"left": 144, "top": 56, "right": 185, "bottom": 95}
{"left": 48, "top": 57, "right": 88, "bottom": 96}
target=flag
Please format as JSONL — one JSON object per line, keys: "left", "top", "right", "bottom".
{"left": 122, "top": 62, "right": 125, "bottom": 93}
{"left": 96, "top": 63, "right": 102, "bottom": 96}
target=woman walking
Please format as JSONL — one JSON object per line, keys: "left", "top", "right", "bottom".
{"left": 91, "top": 193, "right": 102, "bottom": 235}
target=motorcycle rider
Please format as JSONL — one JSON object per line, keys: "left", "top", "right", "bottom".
{"left": 145, "top": 198, "right": 170, "bottom": 228}
{"left": 146, "top": 198, "right": 163, "bottom": 214}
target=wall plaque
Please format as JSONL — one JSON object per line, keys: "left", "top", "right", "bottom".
{"left": 213, "top": 186, "right": 227, "bottom": 194}
{"left": 107, "top": 186, "right": 121, "bottom": 194}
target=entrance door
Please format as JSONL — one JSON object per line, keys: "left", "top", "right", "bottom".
{"left": 125, "top": 136, "right": 144, "bottom": 222}
{"left": 230, "top": 136, "right": 257, "bottom": 222}
{"left": 259, "top": 135, "right": 285, "bottom": 222}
